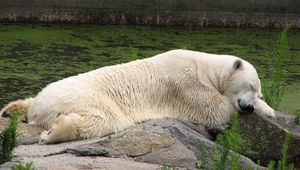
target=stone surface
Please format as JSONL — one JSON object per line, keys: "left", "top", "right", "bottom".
{"left": 1, "top": 154, "right": 161, "bottom": 170}
{"left": 238, "top": 111, "right": 300, "bottom": 167}
{"left": 0, "top": 118, "right": 266, "bottom": 170}
{"left": 0, "top": 117, "right": 44, "bottom": 145}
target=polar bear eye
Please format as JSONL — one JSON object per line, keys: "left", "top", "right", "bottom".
{"left": 249, "top": 84, "right": 254, "bottom": 91}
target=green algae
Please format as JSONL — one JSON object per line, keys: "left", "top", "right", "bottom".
{"left": 0, "top": 24, "right": 299, "bottom": 114}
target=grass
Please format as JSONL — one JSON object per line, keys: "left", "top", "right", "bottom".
{"left": 294, "top": 109, "right": 300, "bottom": 125}
{"left": 267, "top": 133, "right": 294, "bottom": 170}
{"left": 0, "top": 24, "right": 299, "bottom": 114}
{"left": 196, "top": 112, "right": 256, "bottom": 169}
{"left": 262, "top": 25, "right": 288, "bottom": 110}
{"left": 12, "top": 162, "right": 34, "bottom": 170}
{"left": 277, "top": 133, "right": 294, "bottom": 170}
{"left": 0, "top": 112, "right": 19, "bottom": 164}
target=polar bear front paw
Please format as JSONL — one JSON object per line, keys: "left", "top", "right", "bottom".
{"left": 255, "top": 99, "right": 276, "bottom": 118}
{"left": 265, "top": 109, "right": 276, "bottom": 118}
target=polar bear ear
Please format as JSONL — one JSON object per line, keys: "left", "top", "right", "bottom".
{"left": 233, "top": 60, "right": 242, "bottom": 70}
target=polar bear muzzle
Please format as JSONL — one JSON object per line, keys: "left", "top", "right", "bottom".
{"left": 238, "top": 99, "right": 254, "bottom": 113}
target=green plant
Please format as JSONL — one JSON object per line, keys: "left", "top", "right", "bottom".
{"left": 161, "top": 164, "right": 177, "bottom": 170}
{"left": 0, "top": 112, "right": 19, "bottom": 164}
{"left": 263, "top": 25, "right": 289, "bottom": 110}
{"left": 210, "top": 148, "right": 225, "bottom": 170}
{"left": 196, "top": 143, "right": 207, "bottom": 169}
{"left": 195, "top": 160, "right": 204, "bottom": 169}
{"left": 12, "top": 162, "right": 34, "bottom": 170}
{"left": 266, "top": 133, "right": 294, "bottom": 170}
{"left": 209, "top": 112, "right": 253, "bottom": 170}
{"left": 267, "top": 160, "right": 275, "bottom": 170}
{"left": 230, "top": 153, "right": 240, "bottom": 170}
{"left": 215, "top": 113, "right": 251, "bottom": 155}
{"left": 294, "top": 109, "right": 300, "bottom": 125}
{"left": 278, "top": 133, "right": 294, "bottom": 170}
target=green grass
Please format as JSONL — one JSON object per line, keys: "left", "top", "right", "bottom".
{"left": 12, "top": 162, "right": 34, "bottom": 170}
{"left": 0, "top": 24, "right": 299, "bottom": 114}
{"left": 197, "top": 112, "right": 256, "bottom": 169}
{"left": 262, "top": 25, "right": 289, "bottom": 110}
{"left": 0, "top": 112, "right": 19, "bottom": 164}
{"left": 267, "top": 133, "right": 294, "bottom": 170}
{"left": 277, "top": 133, "right": 294, "bottom": 170}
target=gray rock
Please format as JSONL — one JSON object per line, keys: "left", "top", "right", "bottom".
{"left": 65, "top": 143, "right": 109, "bottom": 156}
{"left": 0, "top": 154, "right": 161, "bottom": 170}
{"left": 0, "top": 118, "right": 266, "bottom": 170}
{"left": 0, "top": 117, "right": 44, "bottom": 145}
{"left": 238, "top": 111, "right": 300, "bottom": 167}
{"left": 137, "top": 140, "right": 198, "bottom": 168}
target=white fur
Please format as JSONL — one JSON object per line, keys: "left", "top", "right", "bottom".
{"left": 0, "top": 49, "right": 275, "bottom": 143}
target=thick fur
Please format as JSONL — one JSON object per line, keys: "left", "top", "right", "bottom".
{"left": 0, "top": 50, "right": 275, "bottom": 144}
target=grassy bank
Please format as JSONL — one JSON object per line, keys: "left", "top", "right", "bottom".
{"left": 0, "top": 24, "right": 299, "bottom": 114}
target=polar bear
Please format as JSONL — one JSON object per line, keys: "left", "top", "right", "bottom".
{"left": 0, "top": 49, "right": 275, "bottom": 144}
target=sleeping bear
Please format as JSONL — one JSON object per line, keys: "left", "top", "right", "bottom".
{"left": 0, "top": 49, "right": 275, "bottom": 144}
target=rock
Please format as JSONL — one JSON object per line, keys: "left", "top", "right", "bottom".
{"left": 137, "top": 141, "right": 198, "bottom": 168}
{"left": 0, "top": 154, "right": 161, "bottom": 170}
{"left": 0, "top": 118, "right": 266, "bottom": 169}
{"left": 238, "top": 111, "right": 300, "bottom": 167}
{"left": 65, "top": 143, "right": 109, "bottom": 156}
{"left": 0, "top": 117, "right": 44, "bottom": 144}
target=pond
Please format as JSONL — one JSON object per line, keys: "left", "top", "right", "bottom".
{"left": 0, "top": 24, "right": 299, "bottom": 115}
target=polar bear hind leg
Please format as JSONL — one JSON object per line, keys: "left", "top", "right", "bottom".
{"left": 39, "top": 113, "right": 82, "bottom": 144}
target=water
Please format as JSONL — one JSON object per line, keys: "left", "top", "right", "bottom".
{"left": 0, "top": 24, "right": 299, "bottom": 114}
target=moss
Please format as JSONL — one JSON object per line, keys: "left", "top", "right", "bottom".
{"left": 0, "top": 24, "right": 299, "bottom": 113}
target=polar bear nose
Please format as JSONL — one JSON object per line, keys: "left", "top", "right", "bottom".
{"left": 244, "top": 104, "right": 254, "bottom": 112}
{"left": 238, "top": 99, "right": 254, "bottom": 113}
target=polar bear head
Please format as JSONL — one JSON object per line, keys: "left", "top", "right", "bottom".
{"left": 223, "top": 59, "right": 274, "bottom": 117}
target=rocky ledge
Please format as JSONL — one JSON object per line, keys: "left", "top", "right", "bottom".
{"left": 0, "top": 111, "right": 299, "bottom": 169}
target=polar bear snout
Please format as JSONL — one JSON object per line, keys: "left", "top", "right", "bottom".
{"left": 238, "top": 99, "right": 254, "bottom": 113}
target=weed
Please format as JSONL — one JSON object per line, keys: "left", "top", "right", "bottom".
{"left": 266, "top": 133, "right": 294, "bottom": 170}
{"left": 267, "top": 160, "right": 275, "bottom": 170}
{"left": 262, "top": 25, "right": 289, "bottom": 110}
{"left": 210, "top": 148, "right": 224, "bottom": 170}
{"left": 278, "top": 133, "right": 294, "bottom": 170}
{"left": 195, "top": 160, "right": 204, "bottom": 169}
{"left": 215, "top": 113, "right": 251, "bottom": 155}
{"left": 209, "top": 112, "right": 252, "bottom": 169}
{"left": 294, "top": 109, "right": 300, "bottom": 125}
{"left": 161, "top": 164, "right": 177, "bottom": 170}
{"left": 0, "top": 112, "right": 19, "bottom": 164}
{"left": 230, "top": 153, "right": 240, "bottom": 170}
{"left": 196, "top": 144, "right": 207, "bottom": 169}
{"left": 12, "top": 162, "right": 34, "bottom": 170}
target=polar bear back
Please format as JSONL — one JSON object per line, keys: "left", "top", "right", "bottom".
{"left": 28, "top": 50, "right": 239, "bottom": 129}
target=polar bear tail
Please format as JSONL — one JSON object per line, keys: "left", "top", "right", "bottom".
{"left": 0, "top": 97, "right": 34, "bottom": 118}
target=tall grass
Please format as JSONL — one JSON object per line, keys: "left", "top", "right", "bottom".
{"left": 263, "top": 25, "right": 288, "bottom": 110}
{"left": 267, "top": 133, "right": 294, "bottom": 170}
{"left": 197, "top": 112, "right": 254, "bottom": 170}
{"left": 0, "top": 112, "right": 19, "bottom": 164}
{"left": 277, "top": 133, "right": 294, "bottom": 170}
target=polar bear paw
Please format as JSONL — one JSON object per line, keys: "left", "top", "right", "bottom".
{"left": 264, "top": 108, "right": 276, "bottom": 118}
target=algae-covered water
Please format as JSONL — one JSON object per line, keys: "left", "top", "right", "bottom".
{"left": 0, "top": 24, "right": 299, "bottom": 114}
